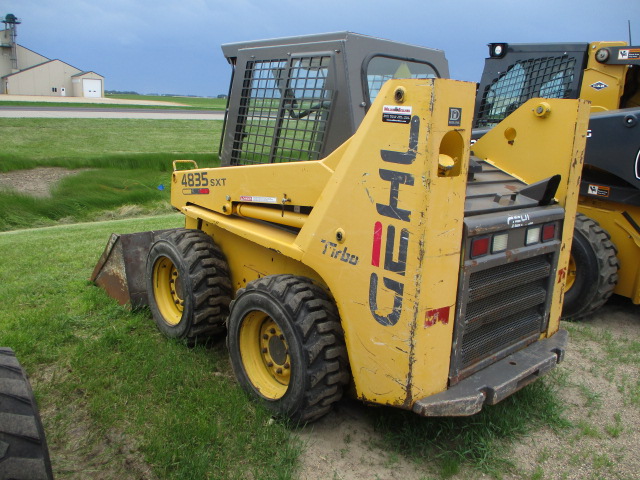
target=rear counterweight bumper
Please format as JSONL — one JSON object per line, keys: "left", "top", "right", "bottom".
{"left": 413, "top": 329, "right": 568, "bottom": 417}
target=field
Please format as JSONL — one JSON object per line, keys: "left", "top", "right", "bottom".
{"left": 0, "top": 94, "right": 227, "bottom": 110}
{"left": 0, "top": 114, "right": 638, "bottom": 479}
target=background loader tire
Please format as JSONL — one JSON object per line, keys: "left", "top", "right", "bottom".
{"left": 0, "top": 348, "right": 54, "bottom": 480}
{"left": 227, "top": 275, "right": 350, "bottom": 424}
{"left": 562, "top": 214, "right": 619, "bottom": 320}
{"left": 146, "top": 228, "right": 232, "bottom": 343}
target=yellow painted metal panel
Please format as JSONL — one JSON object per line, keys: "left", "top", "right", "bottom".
{"left": 171, "top": 155, "right": 334, "bottom": 212}
{"left": 579, "top": 41, "right": 628, "bottom": 112}
{"left": 293, "top": 79, "right": 474, "bottom": 406}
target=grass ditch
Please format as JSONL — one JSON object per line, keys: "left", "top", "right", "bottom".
{"left": 0, "top": 118, "right": 222, "bottom": 230}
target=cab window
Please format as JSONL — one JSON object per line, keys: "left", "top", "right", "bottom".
{"left": 366, "top": 56, "right": 437, "bottom": 104}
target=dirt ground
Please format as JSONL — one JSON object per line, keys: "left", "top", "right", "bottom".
{"left": 6, "top": 168, "right": 640, "bottom": 479}
{"left": 0, "top": 167, "right": 87, "bottom": 198}
{"left": 294, "top": 298, "right": 639, "bottom": 480}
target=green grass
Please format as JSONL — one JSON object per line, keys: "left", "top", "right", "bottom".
{"left": 368, "top": 371, "right": 571, "bottom": 478}
{"left": 0, "top": 216, "right": 300, "bottom": 479}
{"left": 0, "top": 118, "right": 222, "bottom": 169}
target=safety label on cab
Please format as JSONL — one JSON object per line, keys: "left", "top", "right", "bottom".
{"left": 587, "top": 184, "right": 610, "bottom": 197}
{"left": 382, "top": 105, "right": 412, "bottom": 124}
{"left": 618, "top": 48, "right": 640, "bottom": 60}
{"left": 239, "top": 195, "right": 277, "bottom": 203}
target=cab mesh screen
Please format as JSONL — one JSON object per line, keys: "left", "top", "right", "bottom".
{"left": 231, "top": 56, "right": 333, "bottom": 165}
{"left": 475, "top": 56, "right": 576, "bottom": 128}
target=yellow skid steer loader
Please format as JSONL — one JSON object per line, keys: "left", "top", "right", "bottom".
{"left": 474, "top": 41, "right": 640, "bottom": 318}
{"left": 92, "top": 33, "right": 589, "bottom": 423}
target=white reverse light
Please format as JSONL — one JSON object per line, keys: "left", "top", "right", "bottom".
{"left": 492, "top": 233, "right": 508, "bottom": 252}
{"left": 526, "top": 226, "right": 541, "bottom": 245}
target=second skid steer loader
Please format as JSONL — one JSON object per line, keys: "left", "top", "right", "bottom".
{"left": 92, "top": 33, "right": 589, "bottom": 422}
{"left": 474, "top": 41, "right": 640, "bottom": 318}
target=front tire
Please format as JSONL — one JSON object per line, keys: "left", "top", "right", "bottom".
{"left": 227, "top": 275, "right": 350, "bottom": 424}
{"left": 562, "top": 214, "right": 619, "bottom": 319}
{"left": 146, "top": 228, "right": 232, "bottom": 343}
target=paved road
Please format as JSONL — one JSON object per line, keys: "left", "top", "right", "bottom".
{"left": 0, "top": 106, "right": 225, "bottom": 120}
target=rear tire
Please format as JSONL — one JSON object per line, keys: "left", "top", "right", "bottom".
{"left": 0, "top": 348, "right": 54, "bottom": 480}
{"left": 227, "top": 275, "right": 350, "bottom": 424}
{"left": 146, "top": 228, "right": 232, "bottom": 343}
{"left": 562, "top": 214, "right": 619, "bottom": 319}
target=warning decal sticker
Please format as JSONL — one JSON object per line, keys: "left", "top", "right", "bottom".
{"left": 618, "top": 48, "right": 640, "bottom": 60}
{"left": 240, "top": 195, "right": 278, "bottom": 203}
{"left": 382, "top": 105, "right": 412, "bottom": 124}
{"left": 587, "top": 184, "right": 610, "bottom": 198}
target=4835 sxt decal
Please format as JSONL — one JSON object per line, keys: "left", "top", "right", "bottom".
{"left": 181, "top": 172, "right": 227, "bottom": 194}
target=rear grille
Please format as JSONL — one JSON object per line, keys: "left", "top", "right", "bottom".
{"left": 468, "top": 255, "right": 550, "bottom": 302}
{"left": 465, "top": 283, "right": 546, "bottom": 334}
{"left": 461, "top": 308, "right": 542, "bottom": 367}
{"left": 452, "top": 254, "right": 553, "bottom": 378}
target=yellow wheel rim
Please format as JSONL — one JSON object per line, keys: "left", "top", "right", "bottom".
{"left": 152, "top": 256, "right": 184, "bottom": 326}
{"left": 566, "top": 254, "right": 577, "bottom": 291}
{"left": 239, "top": 312, "right": 291, "bottom": 399}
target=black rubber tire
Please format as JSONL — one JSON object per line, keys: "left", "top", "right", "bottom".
{"left": 562, "top": 214, "right": 619, "bottom": 320}
{"left": 146, "top": 228, "right": 232, "bottom": 343}
{"left": 0, "top": 348, "right": 54, "bottom": 480}
{"left": 227, "top": 275, "right": 350, "bottom": 424}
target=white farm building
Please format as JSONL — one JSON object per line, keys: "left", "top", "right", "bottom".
{"left": 0, "top": 13, "right": 104, "bottom": 98}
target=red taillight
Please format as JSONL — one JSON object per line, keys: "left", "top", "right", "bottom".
{"left": 542, "top": 223, "right": 556, "bottom": 242}
{"left": 471, "top": 236, "right": 490, "bottom": 258}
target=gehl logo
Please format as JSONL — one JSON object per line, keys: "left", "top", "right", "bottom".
{"left": 369, "top": 116, "right": 419, "bottom": 326}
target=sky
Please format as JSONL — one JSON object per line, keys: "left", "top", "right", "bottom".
{"left": 3, "top": 0, "right": 640, "bottom": 97}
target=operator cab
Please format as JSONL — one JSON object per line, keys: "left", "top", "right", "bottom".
{"left": 219, "top": 32, "right": 448, "bottom": 166}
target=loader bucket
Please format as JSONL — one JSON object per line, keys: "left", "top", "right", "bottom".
{"left": 90, "top": 230, "right": 174, "bottom": 308}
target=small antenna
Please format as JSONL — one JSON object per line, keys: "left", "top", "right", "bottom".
{"left": 629, "top": 20, "right": 633, "bottom": 45}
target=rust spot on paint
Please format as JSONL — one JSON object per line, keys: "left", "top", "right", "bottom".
{"left": 557, "top": 267, "right": 567, "bottom": 284}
